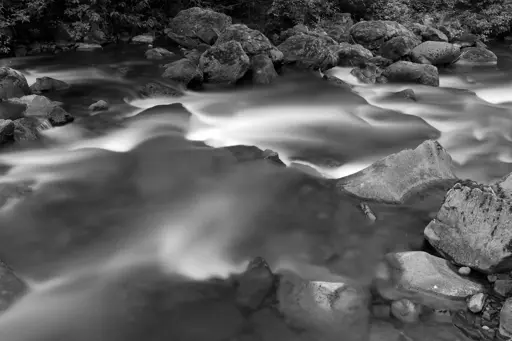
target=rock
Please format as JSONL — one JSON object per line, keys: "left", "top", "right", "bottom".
{"left": 145, "top": 47, "right": 175, "bottom": 60}
{"left": 410, "top": 41, "right": 461, "bottom": 65}
{"left": 138, "top": 82, "right": 182, "bottom": 98}
{"left": 277, "top": 34, "right": 339, "bottom": 71}
{"left": 381, "top": 61, "right": 439, "bottom": 86}
{"left": 29, "top": 77, "right": 69, "bottom": 93}
{"left": 184, "top": 49, "right": 203, "bottom": 65}
{"left": 390, "top": 298, "right": 422, "bottom": 323}
{"left": 458, "top": 267, "right": 471, "bottom": 276}
{"left": 8, "top": 94, "right": 63, "bottom": 117}
{"left": 277, "top": 270, "right": 369, "bottom": 341}
{"left": 167, "top": 7, "right": 232, "bottom": 48}
{"left": 131, "top": 34, "right": 155, "bottom": 44}
{"left": 452, "top": 32, "right": 480, "bottom": 48}
{"left": 350, "top": 63, "right": 382, "bottom": 84}
{"left": 236, "top": 257, "right": 275, "bottom": 310}
{"left": 411, "top": 24, "right": 449, "bottom": 42}
{"left": 424, "top": 180, "right": 512, "bottom": 273}
{"left": 349, "top": 20, "right": 417, "bottom": 52}
{"left": 47, "top": 106, "right": 74, "bottom": 126}
{"left": 89, "top": 100, "right": 109, "bottom": 111}
{"left": 375, "top": 251, "right": 485, "bottom": 310}
{"left": 489, "top": 275, "right": 498, "bottom": 283}
{"left": 337, "top": 140, "right": 454, "bottom": 203}
{"left": 0, "top": 261, "right": 27, "bottom": 313}
{"left": 380, "top": 35, "right": 421, "bottom": 61}
{"left": 224, "top": 145, "right": 285, "bottom": 165}
{"left": 0, "top": 119, "right": 14, "bottom": 144}
{"left": 495, "top": 280, "right": 512, "bottom": 297}
{"left": 500, "top": 298, "right": 512, "bottom": 337}
{"left": 162, "top": 58, "right": 203, "bottom": 88}
{"left": 0, "top": 67, "right": 31, "bottom": 100}
{"left": 454, "top": 47, "right": 498, "bottom": 66}
{"left": 215, "top": 24, "right": 283, "bottom": 63}
{"left": 277, "top": 24, "right": 312, "bottom": 45}
{"left": 0, "top": 100, "right": 27, "bottom": 120}
{"left": 359, "top": 202, "right": 376, "bottom": 222}
{"left": 331, "top": 43, "right": 373, "bottom": 67}
{"left": 468, "top": 293, "right": 486, "bottom": 313}
{"left": 321, "top": 13, "right": 354, "bottom": 43}
{"left": 251, "top": 54, "right": 279, "bottom": 85}
{"left": 76, "top": 43, "right": 102, "bottom": 51}
{"left": 199, "top": 41, "right": 250, "bottom": 84}
{"left": 13, "top": 117, "right": 48, "bottom": 141}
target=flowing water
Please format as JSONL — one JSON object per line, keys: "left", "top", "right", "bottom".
{"left": 0, "top": 41, "right": 511, "bottom": 340}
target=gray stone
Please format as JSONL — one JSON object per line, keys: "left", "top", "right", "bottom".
{"left": 495, "top": 280, "right": 512, "bottom": 297}
{"left": 251, "top": 54, "right": 278, "bottom": 85}
{"left": 199, "top": 41, "right": 250, "bottom": 84}
{"left": 89, "top": 100, "right": 109, "bottom": 111}
{"left": 330, "top": 42, "right": 373, "bottom": 67}
{"left": 411, "top": 24, "right": 449, "bottom": 42}
{"left": 47, "top": 106, "right": 74, "bottom": 126}
{"left": 380, "top": 35, "right": 421, "bottom": 61}
{"left": 236, "top": 257, "right": 275, "bottom": 310}
{"left": 458, "top": 267, "right": 471, "bottom": 276}
{"left": 454, "top": 47, "right": 498, "bottom": 66}
{"left": 410, "top": 41, "right": 461, "bottom": 65}
{"left": 381, "top": 61, "right": 439, "bottom": 86}
{"left": 76, "top": 43, "right": 102, "bottom": 51}
{"left": 0, "top": 119, "right": 14, "bottom": 144}
{"left": 0, "top": 67, "right": 31, "bottom": 100}
{"left": 131, "top": 34, "right": 155, "bottom": 44}
{"left": 277, "top": 34, "right": 339, "bottom": 71}
{"left": 162, "top": 58, "right": 203, "bottom": 88}
{"left": 500, "top": 298, "right": 512, "bottom": 337}
{"left": 349, "top": 20, "right": 417, "bottom": 52}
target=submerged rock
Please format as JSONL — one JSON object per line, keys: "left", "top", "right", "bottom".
{"left": 30, "top": 77, "right": 69, "bottom": 93}
{"left": 0, "top": 67, "right": 31, "bottom": 100}
{"left": 381, "top": 61, "right": 439, "bottom": 86}
{"left": 424, "top": 180, "right": 512, "bottom": 273}
{"left": 331, "top": 43, "right": 373, "bottom": 67}
{"left": 277, "top": 34, "right": 339, "bottom": 71}
{"left": 251, "top": 54, "right": 279, "bottom": 85}
{"left": 89, "top": 100, "right": 109, "bottom": 111}
{"left": 162, "top": 58, "right": 203, "bottom": 88}
{"left": 0, "top": 119, "right": 14, "bottom": 144}
{"left": 454, "top": 47, "right": 498, "bottom": 66}
{"left": 411, "top": 24, "right": 449, "bottom": 42}
{"left": 410, "top": 41, "right": 461, "bottom": 65}
{"left": 138, "top": 82, "right": 182, "bottom": 98}
{"left": 350, "top": 63, "right": 382, "bottom": 84}
{"left": 337, "top": 140, "right": 455, "bottom": 203}
{"left": 390, "top": 298, "right": 422, "bottom": 323}
{"left": 375, "top": 251, "right": 485, "bottom": 310}
{"left": 224, "top": 145, "right": 285, "bottom": 165}
{"left": 47, "top": 106, "right": 74, "bottom": 126}
{"left": 13, "top": 117, "right": 49, "bottom": 141}
{"left": 76, "top": 43, "right": 102, "bottom": 51}
{"left": 199, "top": 41, "right": 250, "bottom": 84}
{"left": 131, "top": 34, "right": 155, "bottom": 44}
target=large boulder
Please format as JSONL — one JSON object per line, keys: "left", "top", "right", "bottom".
{"left": 215, "top": 24, "right": 283, "bottom": 64}
{"left": 349, "top": 20, "right": 416, "bottom": 52}
{"left": 277, "top": 34, "right": 339, "bottom": 70}
{"left": 410, "top": 41, "right": 461, "bottom": 65}
{"left": 424, "top": 179, "right": 512, "bottom": 274}
{"left": 199, "top": 41, "right": 250, "bottom": 84}
{"left": 29, "top": 77, "right": 69, "bottom": 93}
{"left": 410, "top": 24, "right": 448, "bottom": 42}
{"left": 162, "top": 58, "right": 203, "bottom": 88}
{"left": 251, "top": 54, "right": 279, "bottom": 85}
{"left": 336, "top": 140, "right": 455, "bottom": 203}
{"left": 375, "top": 251, "right": 485, "bottom": 310}
{"left": 454, "top": 47, "right": 498, "bottom": 66}
{"left": 381, "top": 61, "right": 439, "bottom": 86}
{"left": 331, "top": 43, "right": 373, "bottom": 67}
{"left": 167, "top": 7, "right": 232, "bottom": 48}
{"left": 380, "top": 35, "right": 421, "bottom": 61}
{"left": 0, "top": 67, "right": 31, "bottom": 100}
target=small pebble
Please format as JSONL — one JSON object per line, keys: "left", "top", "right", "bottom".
{"left": 458, "top": 267, "right": 471, "bottom": 276}
{"left": 468, "top": 293, "right": 486, "bottom": 313}
{"left": 488, "top": 274, "right": 498, "bottom": 283}
{"left": 391, "top": 298, "right": 422, "bottom": 323}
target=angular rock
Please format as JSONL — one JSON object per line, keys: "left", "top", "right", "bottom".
{"left": 337, "top": 140, "right": 455, "bottom": 203}
{"left": 331, "top": 42, "right": 373, "bottom": 67}
{"left": 349, "top": 20, "right": 417, "bottom": 52}
{"left": 215, "top": 24, "right": 283, "bottom": 63}
{"left": 452, "top": 32, "right": 480, "bottom": 48}
{"left": 367, "top": 56, "right": 393, "bottom": 68}
{"left": 251, "top": 54, "right": 278, "bottom": 85}
{"left": 410, "top": 41, "right": 461, "bottom": 65}
{"left": 89, "top": 100, "right": 109, "bottom": 111}
{"left": 454, "top": 47, "right": 498, "bottom": 66}
{"left": 380, "top": 35, "right": 421, "bottom": 61}
{"left": 424, "top": 180, "right": 512, "bottom": 273}
{"left": 0, "top": 119, "right": 14, "bottom": 144}
{"left": 30, "top": 77, "right": 69, "bottom": 93}
{"left": 236, "top": 257, "right": 275, "bottom": 310}
{"left": 277, "top": 270, "right": 369, "bottom": 341}
{"left": 500, "top": 298, "right": 512, "bottom": 338}
{"left": 0, "top": 67, "right": 31, "bottom": 100}
{"left": 162, "top": 58, "right": 203, "bottom": 88}
{"left": 199, "top": 41, "right": 250, "bottom": 84}
{"left": 47, "top": 106, "right": 74, "bottom": 126}
{"left": 468, "top": 293, "right": 486, "bottom": 313}
{"left": 184, "top": 49, "right": 203, "bottom": 65}
{"left": 390, "top": 298, "right": 422, "bottom": 323}
{"left": 167, "top": 7, "right": 232, "bottom": 48}
{"left": 411, "top": 24, "right": 449, "bottom": 42}
{"left": 13, "top": 117, "right": 49, "bottom": 141}
{"left": 384, "top": 88, "right": 416, "bottom": 102}
{"left": 381, "top": 61, "right": 439, "bottom": 86}
{"left": 131, "top": 34, "right": 155, "bottom": 44}
{"left": 145, "top": 47, "right": 175, "bottom": 60}
{"left": 277, "top": 34, "right": 339, "bottom": 71}
{"left": 375, "top": 251, "right": 485, "bottom": 310}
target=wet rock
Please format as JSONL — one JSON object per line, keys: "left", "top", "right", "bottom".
{"left": 375, "top": 251, "right": 485, "bottom": 310}
{"left": 145, "top": 47, "right": 175, "bottom": 60}
{"left": 89, "top": 100, "right": 109, "bottom": 111}
{"left": 380, "top": 35, "right": 421, "bottom": 61}
{"left": 500, "top": 298, "right": 512, "bottom": 337}
{"left": 199, "top": 41, "right": 250, "bottom": 84}
{"left": 8, "top": 94, "right": 64, "bottom": 118}
{"left": 337, "top": 140, "right": 455, "bottom": 203}
{"left": 454, "top": 47, "right": 498, "bottom": 66}
{"left": 424, "top": 180, "right": 512, "bottom": 273}
{"left": 277, "top": 34, "right": 339, "bottom": 71}
{"left": 381, "top": 61, "right": 439, "bottom": 86}
{"left": 30, "top": 77, "right": 69, "bottom": 93}
{"left": 251, "top": 54, "right": 278, "bottom": 85}
{"left": 0, "top": 119, "right": 14, "bottom": 144}
{"left": 76, "top": 43, "right": 102, "bottom": 51}
{"left": 131, "top": 34, "right": 155, "bottom": 44}
{"left": 410, "top": 41, "right": 461, "bottom": 65}
{"left": 452, "top": 32, "right": 480, "bottom": 48}
{"left": 215, "top": 24, "right": 283, "bottom": 64}
{"left": 184, "top": 49, "right": 203, "bottom": 65}
{"left": 224, "top": 145, "right": 285, "bottom": 166}
{"left": 276, "top": 24, "right": 311, "bottom": 45}
{"left": 359, "top": 202, "right": 377, "bottom": 222}
{"left": 367, "top": 56, "right": 393, "bottom": 68}
{"left": 235, "top": 257, "right": 275, "bottom": 310}
{"left": 331, "top": 42, "right": 373, "bottom": 67}
{"left": 458, "top": 267, "right": 471, "bottom": 276}
{"left": 349, "top": 20, "right": 417, "bottom": 52}
{"left": 167, "top": 7, "right": 232, "bottom": 48}
{"left": 0, "top": 261, "right": 27, "bottom": 313}
{"left": 495, "top": 279, "right": 512, "bottom": 297}
{"left": 47, "top": 106, "right": 74, "bottom": 126}
{"left": 277, "top": 270, "right": 369, "bottom": 341}
{"left": 320, "top": 13, "right": 354, "bottom": 43}
{"left": 0, "top": 67, "right": 31, "bottom": 99}
{"left": 162, "top": 58, "right": 203, "bottom": 88}
{"left": 323, "top": 75, "right": 352, "bottom": 90}
{"left": 138, "top": 82, "right": 182, "bottom": 98}
{"left": 350, "top": 63, "right": 382, "bottom": 84}
{"left": 13, "top": 117, "right": 48, "bottom": 141}
{"left": 468, "top": 293, "right": 486, "bottom": 313}
{"left": 390, "top": 298, "right": 422, "bottom": 323}
{"left": 385, "top": 88, "right": 416, "bottom": 102}
{"left": 411, "top": 24, "right": 449, "bottom": 42}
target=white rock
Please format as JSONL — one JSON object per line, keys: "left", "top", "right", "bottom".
{"left": 468, "top": 293, "right": 486, "bottom": 313}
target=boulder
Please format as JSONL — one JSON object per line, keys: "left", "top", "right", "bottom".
{"left": 199, "top": 41, "right": 250, "bottom": 84}
{"left": 47, "top": 106, "right": 74, "bottom": 126}
{"left": 277, "top": 34, "right": 339, "bottom": 70}
{"left": 167, "top": 7, "right": 232, "bottom": 48}
{"left": 337, "top": 140, "right": 455, "bottom": 203}
{"left": 384, "top": 88, "right": 416, "bottom": 102}
{"left": 145, "top": 47, "right": 175, "bottom": 60}
{"left": 380, "top": 35, "right": 421, "bottom": 61}
{"left": 468, "top": 293, "right": 486, "bottom": 313}
{"left": 375, "top": 251, "right": 485, "bottom": 310}
{"left": 251, "top": 54, "right": 279, "bottom": 85}
{"left": 8, "top": 95, "right": 64, "bottom": 117}
{"left": 131, "top": 34, "right": 155, "bottom": 44}
{"left": 331, "top": 42, "right": 373, "bottom": 67}
{"left": 349, "top": 20, "right": 416, "bottom": 52}
{"left": 235, "top": 257, "right": 275, "bottom": 310}
{"left": 454, "top": 47, "right": 498, "bottom": 66}
{"left": 410, "top": 41, "right": 461, "bottom": 65}
{"left": 215, "top": 24, "right": 283, "bottom": 63}
{"left": 381, "top": 61, "right": 439, "bottom": 86}
{"left": 89, "top": 100, "right": 109, "bottom": 111}
{"left": 138, "top": 82, "right": 182, "bottom": 98}
{"left": 350, "top": 63, "right": 382, "bottom": 84}
{"left": 277, "top": 24, "right": 312, "bottom": 45}
{"left": 410, "top": 24, "right": 448, "bottom": 42}
{"left": 424, "top": 180, "right": 512, "bottom": 273}
{"left": 0, "top": 120, "right": 15, "bottom": 145}
{"left": 29, "top": 77, "right": 69, "bottom": 93}
{"left": 0, "top": 67, "right": 31, "bottom": 100}
{"left": 162, "top": 58, "right": 203, "bottom": 88}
